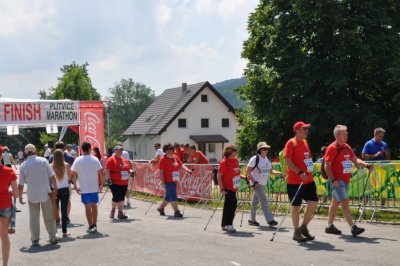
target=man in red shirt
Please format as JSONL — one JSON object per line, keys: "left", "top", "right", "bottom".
{"left": 187, "top": 145, "right": 209, "bottom": 164}
{"left": 173, "top": 143, "right": 185, "bottom": 162}
{"left": 324, "top": 125, "right": 372, "bottom": 237}
{"left": 284, "top": 121, "right": 318, "bottom": 242}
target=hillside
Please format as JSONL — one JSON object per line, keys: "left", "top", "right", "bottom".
{"left": 213, "top": 77, "right": 247, "bottom": 109}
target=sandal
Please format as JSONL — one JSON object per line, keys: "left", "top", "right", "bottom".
{"left": 63, "top": 232, "right": 71, "bottom": 237}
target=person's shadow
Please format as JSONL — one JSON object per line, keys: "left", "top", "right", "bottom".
{"left": 339, "top": 234, "right": 398, "bottom": 244}
{"left": 76, "top": 233, "right": 110, "bottom": 240}
{"left": 223, "top": 231, "right": 257, "bottom": 238}
{"left": 299, "top": 240, "right": 344, "bottom": 251}
{"left": 20, "top": 243, "right": 61, "bottom": 253}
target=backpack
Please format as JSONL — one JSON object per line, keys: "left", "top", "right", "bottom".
{"left": 278, "top": 138, "right": 300, "bottom": 176}
{"left": 251, "top": 154, "right": 260, "bottom": 172}
{"left": 320, "top": 144, "right": 351, "bottom": 179}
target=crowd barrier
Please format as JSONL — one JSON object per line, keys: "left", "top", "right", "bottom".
{"left": 130, "top": 161, "right": 400, "bottom": 220}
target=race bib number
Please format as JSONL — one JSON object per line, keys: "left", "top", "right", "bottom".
{"left": 261, "top": 167, "right": 269, "bottom": 177}
{"left": 233, "top": 176, "right": 241, "bottom": 189}
{"left": 342, "top": 160, "right": 353, "bottom": 174}
{"left": 304, "top": 158, "right": 314, "bottom": 173}
{"left": 172, "top": 171, "right": 180, "bottom": 182}
{"left": 121, "top": 171, "right": 130, "bottom": 180}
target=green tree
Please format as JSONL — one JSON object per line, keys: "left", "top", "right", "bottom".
{"left": 108, "top": 78, "right": 155, "bottom": 143}
{"left": 237, "top": 0, "right": 400, "bottom": 160}
{"left": 37, "top": 62, "right": 101, "bottom": 144}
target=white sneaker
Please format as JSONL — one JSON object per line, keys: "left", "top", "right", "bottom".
{"left": 225, "top": 225, "right": 236, "bottom": 233}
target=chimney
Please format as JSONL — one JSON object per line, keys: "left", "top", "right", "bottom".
{"left": 182, "top": 82, "right": 187, "bottom": 93}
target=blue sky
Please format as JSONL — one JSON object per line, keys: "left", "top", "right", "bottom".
{"left": 0, "top": 0, "right": 258, "bottom": 99}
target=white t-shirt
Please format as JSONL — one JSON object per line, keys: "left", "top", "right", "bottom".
{"left": 247, "top": 155, "right": 272, "bottom": 186}
{"left": 122, "top": 150, "right": 130, "bottom": 160}
{"left": 71, "top": 155, "right": 103, "bottom": 194}
{"left": 155, "top": 149, "right": 165, "bottom": 157}
{"left": 51, "top": 164, "right": 70, "bottom": 189}
{"left": 44, "top": 148, "right": 51, "bottom": 157}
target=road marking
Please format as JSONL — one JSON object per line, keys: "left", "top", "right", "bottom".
{"left": 230, "top": 261, "right": 241, "bottom": 266}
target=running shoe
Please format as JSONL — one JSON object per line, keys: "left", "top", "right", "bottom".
{"left": 325, "top": 224, "right": 342, "bottom": 235}
{"left": 248, "top": 220, "right": 260, "bottom": 226}
{"left": 268, "top": 220, "right": 278, "bottom": 227}
{"left": 224, "top": 225, "right": 236, "bottom": 233}
{"left": 174, "top": 210, "right": 183, "bottom": 218}
{"left": 351, "top": 225, "right": 365, "bottom": 237}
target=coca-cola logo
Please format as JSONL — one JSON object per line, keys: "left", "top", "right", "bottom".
{"left": 83, "top": 112, "right": 101, "bottom": 148}
{"left": 133, "top": 163, "right": 212, "bottom": 199}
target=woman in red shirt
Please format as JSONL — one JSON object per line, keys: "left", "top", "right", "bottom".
{"left": 105, "top": 146, "right": 132, "bottom": 220}
{"left": 0, "top": 145, "right": 18, "bottom": 266}
{"left": 157, "top": 143, "right": 192, "bottom": 218}
{"left": 217, "top": 144, "right": 245, "bottom": 233}
{"left": 187, "top": 145, "right": 209, "bottom": 164}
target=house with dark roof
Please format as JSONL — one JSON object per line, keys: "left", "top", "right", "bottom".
{"left": 123, "top": 81, "right": 238, "bottom": 161}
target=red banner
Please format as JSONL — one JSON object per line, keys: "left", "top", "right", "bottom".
{"left": 132, "top": 162, "right": 213, "bottom": 200}
{"left": 79, "top": 101, "right": 105, "bottom": 155}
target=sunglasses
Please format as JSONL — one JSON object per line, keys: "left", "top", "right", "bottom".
{"left": 260, "top": 147, "right": 269, "bottom": 151}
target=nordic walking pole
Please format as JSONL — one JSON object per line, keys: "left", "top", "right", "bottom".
{"left": 273, "top": 176, "right": 285, "bottom": 216}
{"left": 182, "top": 196, "right": 188, "bottom": 215}
{"left": 97, "top": 180, "right": 111, "bottom": 207}
{"left": 354, "top": 168, "right": 372, "bottom": 224}
{"left": 270, "top": 182, "right": 303, "bottom": 242}
{"left": 240, "top": 183, "right": 252, "bottom": 227}
{"left": 204, "top": 194, "right": 224, "bottom": 231}
{"left": 144, "top": 185, "right": 162, "bottom": 216}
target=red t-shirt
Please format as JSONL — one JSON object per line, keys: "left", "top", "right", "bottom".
{"left": 159, "top": 155, "right": 183, "bottom": 183}
{"left": 189, "top": 151, "right": 209, "bottom": 164}
{"left": 174, "top": 148, "right": 185, "bottom": 162}
{"left": 284, "top": 137, "right": 314, "bottom": 185}
{"left": 105, "top": 156, "right": 132, "bottom": 186}
{"left": 0, "top": 166, "right": 17, "bottom": 208}
{"left": 324, "top": 141, "right": 355, "bottom": 183}
{"left": 218, "top": 157, "right": 240, "bottom": 192}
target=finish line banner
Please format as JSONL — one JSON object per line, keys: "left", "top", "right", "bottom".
{"left": 132, "top": 162, "right": 213, "bottom": 200}
{"left": 0, "top": 100, "right": 80, "bottom": 126}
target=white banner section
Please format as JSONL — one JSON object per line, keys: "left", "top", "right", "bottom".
{"left": 0, "top": 100, "right": 80, "bottom": 127}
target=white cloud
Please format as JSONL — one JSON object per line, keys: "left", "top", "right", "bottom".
{"left": 0, "top": 0, "right": 259, "bottom": 99}
{"left": 0, "top": 0, "right": 56, "bottom": 36}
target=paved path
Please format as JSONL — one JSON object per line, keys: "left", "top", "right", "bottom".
{"left": 8, "top": 184, "right": 400, "bottom": 266}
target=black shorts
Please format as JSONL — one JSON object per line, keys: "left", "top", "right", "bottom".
{"left": 111, "top": 184, "right": 128, "bottom": 202}
{"left": 287, "top": 182, "right": 318, "bottom": 206}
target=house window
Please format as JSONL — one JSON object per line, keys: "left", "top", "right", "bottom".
{"left": 201, "top": 94, "right": 208, "bottom": 102}
{"left": 222, "top": 118, "right": 229, "bottom": 128}
{"left": 201, "top": 118, "right": 209, "bottom": 128}
{"left": 208, "top": 143, "right": 215, "bottom": 153}
{"left": 178, "top": 118, "right": 187, "bottom": 128}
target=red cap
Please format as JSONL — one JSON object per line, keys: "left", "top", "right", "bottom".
{"left": 0, "top": 145, "right": 3, "bottom": 153}
{"left": 293, "top": 121, "right": 311, "bottom": 132}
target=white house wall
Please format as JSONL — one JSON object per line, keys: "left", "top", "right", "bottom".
{"left": 160, "top": 86, "right": 238, "bottom": 162}
{"left": 126, "top": 135, "right": 161, "bottom": 160}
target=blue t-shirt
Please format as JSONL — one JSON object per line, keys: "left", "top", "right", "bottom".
{"left": 362, "top": 139, "right": 388, "bottom": 160}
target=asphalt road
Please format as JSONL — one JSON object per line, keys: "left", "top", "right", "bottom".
{"left": 7, "top": 183, "right": 399, "bottom": 266}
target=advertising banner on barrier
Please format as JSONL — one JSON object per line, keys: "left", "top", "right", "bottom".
{"left": 79, "top": 101, "right": 105, "bottom": 155}
{"left": 0, "top": 99, "right": 80, "bottom": 126}
{"left": 132, "top": 162, "right": 213, "bottom": 200}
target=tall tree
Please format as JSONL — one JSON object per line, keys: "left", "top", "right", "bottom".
{"left": 39, "top": 62, "right": 101, "bottom": 100}
{"left": 237, "top": 0, "right": 400, "bottom": 160}
{"left": 37, "top": 62, "right": 101, "bottom": 144}
{"left": 108, "top": 78, "right": 155, "bottom": 143}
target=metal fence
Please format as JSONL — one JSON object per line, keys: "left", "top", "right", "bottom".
{"left": 131, "top": 160, "right": 400, "bottom": 221}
